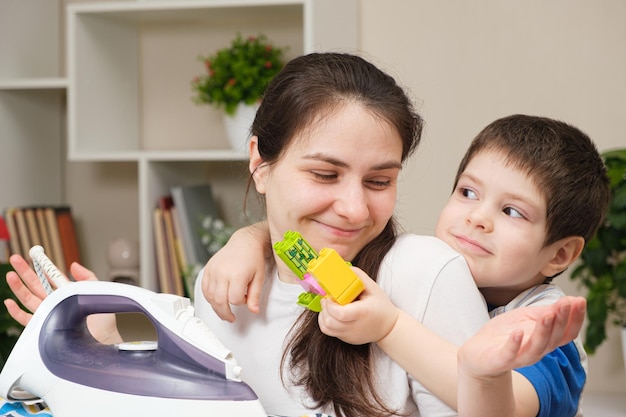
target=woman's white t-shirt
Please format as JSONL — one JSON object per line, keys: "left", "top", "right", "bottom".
{"left": 194, "top": 234, "right": 489, "bottom": 417}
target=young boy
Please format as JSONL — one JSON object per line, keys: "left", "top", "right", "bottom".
{"left": 440, "top": 114, "right": 608, "bottom": 416}
{"left": 201, "top": 114, "right": 610, "bottom": 417}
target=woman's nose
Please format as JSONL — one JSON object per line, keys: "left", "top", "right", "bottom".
{"left": 333, "top": 184, "right": 369, "bottom": 223}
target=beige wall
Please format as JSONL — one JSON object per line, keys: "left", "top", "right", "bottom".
{"left": 358, "top": 1, "right": 626, "bottom": 394}
{"left": 64, "top": 0, "right": 626, "bottom": 395}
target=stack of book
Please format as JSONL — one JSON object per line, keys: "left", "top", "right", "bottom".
{"left": 153, "top": 184, "right": 220, "bottom": 297}
{"left": 2, "top": 206, "right": 81, "bottom": 276}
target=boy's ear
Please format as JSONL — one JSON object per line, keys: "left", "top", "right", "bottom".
{"left": 541, "top": 236, "right": 585, "bottom": 277}
{"left": 248, "top": 136, "right": 268, "bottom": 194}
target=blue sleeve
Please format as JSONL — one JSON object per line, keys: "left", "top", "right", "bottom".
{"left": 515, "top": 341, "right": 585, "bottom": 417}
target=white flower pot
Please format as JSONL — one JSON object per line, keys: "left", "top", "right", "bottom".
{"left": 222, "top": 103, "right": 258, "bottom": 152}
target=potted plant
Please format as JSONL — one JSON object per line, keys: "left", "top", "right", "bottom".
{"left": 570, "top": 148, "right": 626, "bottom": 356}
{"left": 191, "top": 33, "right": 287, "bottom": 150}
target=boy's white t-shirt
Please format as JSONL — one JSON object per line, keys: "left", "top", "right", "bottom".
{"left": 194, "top": 234, "right": 489, "bottom": 417}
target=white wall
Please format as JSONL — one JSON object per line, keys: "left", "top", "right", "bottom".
{"left": 359, "top": 0, "right": 626, "bottom": 395}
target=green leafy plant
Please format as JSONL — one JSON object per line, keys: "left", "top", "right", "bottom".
{"left": 570, "top": 148, "right": 626, "bottom": 354}
{"left": 200, "top": 215, "right": 235, "bottom": 257}
{"left": 192, "top": 33, "right": 287, "bottom": 116}
{"left": 178, "top": 215, "right": 235, "bottom": 301}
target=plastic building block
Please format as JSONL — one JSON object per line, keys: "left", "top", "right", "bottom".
{"left": 273, "top": 231, "right": 364, "bottom": 312}
{"left": 273, "top": 230, "right": 318, "bottom": 279}
{"left": 297, "top": 292, "right": 323, "bottom": 312}
{"left": 306, "top": 248, "right": 364, "bottom": 306}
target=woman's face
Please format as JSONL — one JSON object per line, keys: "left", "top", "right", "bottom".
{"left": 250, "top": 102, "right": 403, "bottom": 278}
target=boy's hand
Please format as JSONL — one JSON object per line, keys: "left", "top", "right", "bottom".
{"left": 458, "top": 296, "right": 586, "bottom": 378}
{"left": 4, "top": 254, "right": 121, "bottom": 344}
{"left": 318, "top": 268, "right": 399, "bottom": 345}
{"left": 201, "top": 224, "right": 270, "bottom": 323}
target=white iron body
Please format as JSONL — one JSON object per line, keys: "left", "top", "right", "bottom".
{"left": 0, "top": 280, "right": 267, "bottom": 416}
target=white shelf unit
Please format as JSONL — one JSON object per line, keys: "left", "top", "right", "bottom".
{"left": 0, "top": 0, "right": 65, "bottom": 212}
{"left": 66, "top": 0, "right": 358, "bottom": 290}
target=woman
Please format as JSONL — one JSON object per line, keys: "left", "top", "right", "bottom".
{"left": 6, "top": 53, "right": 490, "bottom": 416}
{"left": 192, "top": 52, "right": 489, "bottom": 416}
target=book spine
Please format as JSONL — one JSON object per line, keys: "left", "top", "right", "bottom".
{"left": 35, "top": 208, "right": 52, "bottom": 261}
{"left": 162, "top": 207, "right": 184, "bottom": 296}
{"left": 152, "top": 207, "right": 172, "bottom": 294}
{"left": 4, "top": 208, "right": 22, "bottom": 257}
{"left": 24, "top": 208, "right": 42, "bottom": 248}
{"left": 55, "top": 207, "right": 81, "bottom": 273}
{"left": 13, "top": 208, "right": 31, "bottom": 261}
{"left": 44, "top": 207, "right": 66, "bottom": 273}
{"left": 170, "top": 186, "right": 198, "bottom": 267}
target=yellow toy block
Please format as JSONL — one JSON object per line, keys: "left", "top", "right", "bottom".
{"left": 306, "top": 248, "right": 364, "bottom": 305}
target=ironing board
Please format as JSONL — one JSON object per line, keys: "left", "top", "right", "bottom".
{"left": 0, "top": 398, "right": 51, "bottom": 417}
{"left": 0, "top": 399, "right": 333, "bottom": 417}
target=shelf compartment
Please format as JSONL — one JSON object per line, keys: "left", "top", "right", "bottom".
{"left": 67, "top": 0, "right": 311, "bottom": 158}
{"left": 0, "top": 78, "right": 68, "bottom": 90}
{"left": 0, "top": 89, "right": 65, "bottom": 209}
{"left": 139, "top": 159, "right": 251, "bottom": 290}
{"left": 0, "top": 0, "right": 62, "bottom": 81}
{"left": 65, "top": 0, "right": 357, "bottom": 290}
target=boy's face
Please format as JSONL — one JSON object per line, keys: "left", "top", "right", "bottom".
{"left": 435, "top": 150, "right": 564, "bottom": 305}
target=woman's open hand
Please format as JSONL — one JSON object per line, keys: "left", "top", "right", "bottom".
{"left": 4, "top": 254, "right": 122, "bottom": 344}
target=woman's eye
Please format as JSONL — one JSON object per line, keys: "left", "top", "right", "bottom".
{"left": 461, "top": 188, "right": 478, "bottom": 200}
{"left": 366, "top": 179, "right": 391, "bottom": 189}
{"left": 311, "top": 171, "right": 337, "bottom": 181}
{"left": 504, "top": 207, "right": 524, "bottom": 219}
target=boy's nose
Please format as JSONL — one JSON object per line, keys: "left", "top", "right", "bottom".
{"left": 466, "top": 207, "right": 493, "bottom": 232}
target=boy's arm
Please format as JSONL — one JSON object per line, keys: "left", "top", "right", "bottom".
{"left": 320, "top": 274, "right": 585, "bottom": 417}
{"left": 200, "top": 221, "right": 270, "bottom": 322}
{"left": 320, "top": 269, "right": 461, "bottom": 405}
{"left": 456, "top": 297, "right": 586, "bottom": 417}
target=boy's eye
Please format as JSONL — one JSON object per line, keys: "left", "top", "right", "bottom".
{"left": 504, "top": 206, "right": 524, "bottom": 219}
{"left": 461, "top": 187, "right": 478, "bottom": 200}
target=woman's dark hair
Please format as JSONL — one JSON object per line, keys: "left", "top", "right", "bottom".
{"left": 251, "top": 52, "right": 423, "bottom": 417}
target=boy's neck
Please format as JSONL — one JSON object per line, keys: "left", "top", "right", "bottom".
{"left": 479, "top": 287, "right": 524, "bottom": 307}
{"left": 480, "top": 273, "right": 550, "bottom": 306}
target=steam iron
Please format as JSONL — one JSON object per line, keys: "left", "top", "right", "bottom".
{"left": 0, "top": 280, "right": 267, "bottom": 416}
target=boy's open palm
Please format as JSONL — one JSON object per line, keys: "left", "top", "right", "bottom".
{"left": 458, "top": 296, "right": 586, "bottom": 378}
